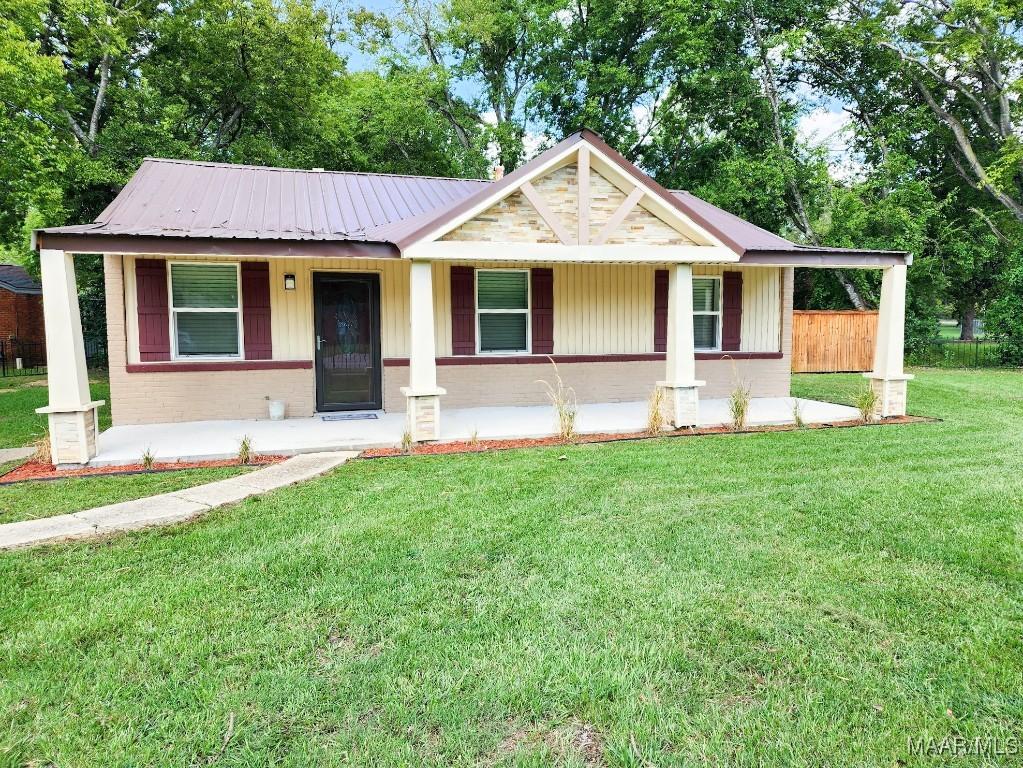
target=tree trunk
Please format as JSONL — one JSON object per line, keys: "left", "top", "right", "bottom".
{"left": 748, "top": 3, "right": 869, "bottom": 312}
{"left": 959, "top": 306, "right": 976, "bottom": 341}
{"left": 835, "top": 269, "right": 869, "bottom": 310}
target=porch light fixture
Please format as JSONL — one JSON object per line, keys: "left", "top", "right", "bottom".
{"left": 283, "top": 273, "right": 296, "bottom": 291}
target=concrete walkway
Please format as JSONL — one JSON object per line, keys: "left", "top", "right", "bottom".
{"left": 0, "top": 447, "right": 34, "bottom": 464}
{"left": 0, "top": 451, "right": 356, "bottom": 551}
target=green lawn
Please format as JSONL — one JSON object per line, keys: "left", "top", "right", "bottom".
{"left": 0, "top": 373, "right": 244, "bottom": 526}
{"left": 0, "top": 373, "right": 111, "bottom": 449}
{"left": 0, "top": 466, "right": 251, "bottom": 525}
{"left": 1, "top": 369, "right": 1021, "bottom": 766}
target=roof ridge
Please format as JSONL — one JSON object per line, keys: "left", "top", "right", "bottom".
{"left": 141, "top": 157, "right": 492, "bottom": 184}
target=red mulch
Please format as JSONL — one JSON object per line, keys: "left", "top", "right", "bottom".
{"left": 0, "top": 454, "right": 286, "bottom": 484}
{"left": 360, "top": 415, "right": 928, "bottom": 459}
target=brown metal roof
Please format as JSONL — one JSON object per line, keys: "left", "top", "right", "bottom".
{"left": 36, "top": 130, "right": 907, "bottom": 264}
{"left": 41, "top": 158, "right": 488, "bottom": 242}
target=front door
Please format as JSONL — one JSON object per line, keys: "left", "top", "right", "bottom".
{"left": 313, "top": 273, "right": 381, "bottom": 411}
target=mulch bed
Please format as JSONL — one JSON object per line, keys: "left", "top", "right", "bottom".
{"left": 360, "top": 415, "right": 929, "bottom": 459}
{"left": 0, "top": 454, "right": 286, "bottom": 485}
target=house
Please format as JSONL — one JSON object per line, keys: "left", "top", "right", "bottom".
{"left": 0, "top": 264, "right": 45, "bottom": 356}
{"left": 32, "top": 129, "right": 912, "bottom": 465}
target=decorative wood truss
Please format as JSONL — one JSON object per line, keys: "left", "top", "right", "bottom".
{"left": 399, "top": 140, "right": 740, "bottom": 264}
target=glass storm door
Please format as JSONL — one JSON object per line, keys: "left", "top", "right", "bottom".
{"left": 313, "top": 273, "right": 381, "bottom": 411}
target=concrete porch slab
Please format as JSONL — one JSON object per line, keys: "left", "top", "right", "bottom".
{"left": 89, "top": 397, "right": 860, "bottom": 467}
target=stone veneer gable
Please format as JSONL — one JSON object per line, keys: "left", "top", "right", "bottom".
{"left": 442, "top": 164, "right": 692, "bottom": 245}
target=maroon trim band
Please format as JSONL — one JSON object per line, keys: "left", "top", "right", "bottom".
{"left": 383, "top": 351, "right": 782, "bottom": 367}
{"left": 126, "top": 360, "right": 313, "bottom": 373}
{"left": 698, "top": 351, "right": 782, "bottom": 360}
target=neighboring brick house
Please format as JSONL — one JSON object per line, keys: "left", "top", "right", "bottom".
{"left": 0, "top": 264, "right": 45, "bottom": 349}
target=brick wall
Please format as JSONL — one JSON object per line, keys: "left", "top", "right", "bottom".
{"left": 0, "top": 290, "right": 45, "bottom": 344}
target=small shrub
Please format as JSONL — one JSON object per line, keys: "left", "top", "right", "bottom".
{"left": 537, "top": 358, "right": 577, "bottom": 443}
{"left": 647, "top": 387, "right": 666, "bottom": 434}
{"left": 141, "top": 447, "right": 156, "bottom": 471}
{"left": 237, "top": 435, "right": 253, "bottom": 465}
{"left": 728, "top": 382, "right": 751, "bottom": 431}
{"left": 400, "top": 429, "right": 414, "bottom": 455}
{"left": 32, "top": 434, "right": 52, "bottom": 465}
{"left": 854, "top": 383, "right": 880, "bottom": 423}
{"left": 467, "top": 429, "right": 480, "bottom": 449}
{"left": 792, "top": 399, "right": 805, "bottom": 429}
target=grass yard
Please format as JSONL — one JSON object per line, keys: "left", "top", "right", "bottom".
{"left": 1, "top": 369, "right": 1021, "bottom": 766}
{"left": 0, "top": 466, "right": 251, "bottom": 525}
{"left": 0, "top": 374, "right": 111, "bottom": 449}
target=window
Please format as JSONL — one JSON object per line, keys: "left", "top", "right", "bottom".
{"left": 169, "top": 262, "right": 242, "bottom": 358}
{"left": 476, "top": 269, "right": 530, "bottom": 353}
{"left": 693, "top": 276, "right": 721, "bottom": 350}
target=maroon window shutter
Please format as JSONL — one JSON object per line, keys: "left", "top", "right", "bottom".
{"left": 653, "top": 269, "right": 669, "bottom": 353}
{"left": 241, "top": 262, "right": 272, "bottom": 360}
{"left": 530, "top": 268, "right": 554, "bottom": 355}
{"left": 135, "top": 259, "right": 170, "bottom": 361}
{"left": 450, "top": 266, "right": 476, "bottom": 355}
{"left": 722, "top": 271, "right": 743, "bottom": 351}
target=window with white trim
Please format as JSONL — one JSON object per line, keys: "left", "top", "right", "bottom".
{"left": 169, "top": 262, "right": 242, "bottom": 358}
{"left": 476, "top": 269, "right": 530, "bottom": 353}
{"left": 693, "top": 276, "right": 721, "bottom": 350}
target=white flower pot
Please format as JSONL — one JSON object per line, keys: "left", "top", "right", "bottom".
{"left": 268, "top": 399, "right": 286, "bottom": 421}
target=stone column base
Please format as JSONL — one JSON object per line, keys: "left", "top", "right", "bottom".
{"left": 657, "top": 380, "right": 705, "bottom": 428}
{"left": 35, "top": 400, "right": 105, "bottom": 466}
{"left": 863, "top": 374, "right": 913, "bottom": 418}
{"left": 401, "top": 387, "right": 446, "bottom": 442}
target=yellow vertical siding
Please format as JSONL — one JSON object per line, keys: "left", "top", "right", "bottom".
{"left": 119, "top": 255, "right": 783, "bottom": 360}
{"left": 693, "top": 264, "right": 781, "bottom": 353}
{"left": 266, "top": 257, "right": 410, "bottom": 359}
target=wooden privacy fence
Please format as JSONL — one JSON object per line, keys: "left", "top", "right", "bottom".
{"left": 791, "top": 310, "right": 878, "bottom": 373}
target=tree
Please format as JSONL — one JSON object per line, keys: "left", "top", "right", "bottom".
{"left": 145, "top": 0, "right": 339, "bottom": 166}
{"left": 300, "top": 68, "right": 490, "bottom": 178}
{"left": 352, "top": 0, "right": 543, "bottom": 170}
{"left": 0, "top": 0, "right": 65, "bottom": 255}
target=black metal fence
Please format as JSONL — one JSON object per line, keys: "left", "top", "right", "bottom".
{"left": 907, "top": 338, "right": 1021, "bottom": 368}
{"left": 0, "top": 340, "right": 46, "bottom": 377}
{"left": 0, "top": 338, "right": 107, "bottom": 377}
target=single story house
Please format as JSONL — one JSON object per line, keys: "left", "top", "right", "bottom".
{"left": 0, "top": 264, "right": 45, "bottom": 349}
{"left": 33, "top": 129, "right": 912, "bottom": 465}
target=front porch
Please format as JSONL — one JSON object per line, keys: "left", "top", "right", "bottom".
{"left": 32, "top": 130, "right": 914, "bottom": 466}
{"left": 88, "top": 396, "right": 861, "bottom": 466}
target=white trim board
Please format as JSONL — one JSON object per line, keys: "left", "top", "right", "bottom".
{"left": 404, "top": 241, "right": 739, "bottom": 264}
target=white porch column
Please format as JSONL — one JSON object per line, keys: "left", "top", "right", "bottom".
{"left": 864, "top": 263, "right": 913, "bottom": 417}
{"left": 658, "top": 262, "right": 704, "bottom": 427}
{"left": 34, "top": 249, "right": 105, "bottom": 465}
{"left": 401, "top": 259, "right": 445, "bottom": 441}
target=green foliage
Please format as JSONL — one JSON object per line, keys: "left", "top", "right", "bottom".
{"left": 302, "top": 70, "right": 489, "bottom": 178}
{"left": 984, "top": 260, "right": 1023, "bottom": 365}
{"left": 0, "top": 0, "right": 489, "bottom": 261}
